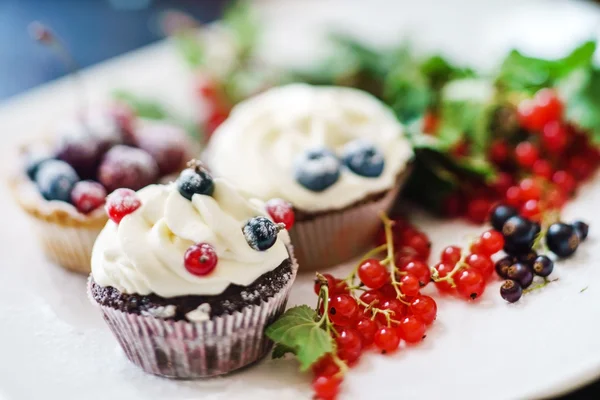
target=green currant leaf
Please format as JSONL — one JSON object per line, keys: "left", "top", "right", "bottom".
{"left": 558, "top": 68, "right": 600, "bottom": 144}
{"left": 271, "top": 343, "right": 296, "bottom": 360}
{"left": 173, "top": 33, "right": 204, "bottom": 69}
{"left": 112, "top": 90, "right": 168, "bottom": 120}
{"left": 265, "top": 305, "right": 333, "bottom": 371}
{"left": 223, "top": 0, "right": 259, "bottom": 60}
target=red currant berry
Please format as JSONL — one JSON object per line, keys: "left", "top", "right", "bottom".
{"left": 312, "top": 354, "right": 339, "bottom": 378}
{"left": 515, "top": 142, "right": 539, "bottom": 169}
{"left": 374, "top": 326, "right": 400, "bottom": 353}
{"left": 379, "top": 283, "right": 398, "bottom": 300}
{"left": 357, "top": 259, "right": 389, "bottom": 289}
{"left": 542, "top": 121, "right": 568, "bottom": 153}
{"left": 518, "top": 99, "right": 546, "bottom": 131}
{"left": 519, "top": 178, "right": 542, "bottom": 201}
{"left": 355, "top": 318, "right": 378, "bottom": 346}
{"left": 359, "top": 290, "right": 383, "bottom": 307}
{"left": 546, "top": 188, "right": 567, "bottom": 210}
{"left": 265, "top": 198, "right": 295, "bottom": 230}
{"left": 379, "top": 299, "right": 406, "bottom": 323}
{"left": 480, "top": 230, "right": 504, "bottom": 254}
{"left": 532, "top": 159, "right": 553, "bottom": 180}
{"left": 398, "top": 315, "right": 427, "bottom": 343}
{"left": 505, "top": 186, "right": 522, "bottom": 208}
{"left": 534, "top": 88, "right": 563, "bottom": 123}
{"left": 312, "top": 375, "right": 341, "bottom": 400}
{"left": 410, "top": 295, "right": 437, "bottom": 325}
{"left": 105, "top": 188, "right": 141, "bottom": 224}
{"left": 466, "top": 197, "right": 492, "bottom": 224}
{"left": 404, "top": 232, "right": 432, "bottom": 261}
{"left": 552, "top": 170, "right": 576, "bottom": 195}
{"left": 328, "top": 294, "right": 358, "bottom": 327}
{"left": 469, "top": 238, "right": 487, "bottom": 256}
{"left": 489, "top": 140, "right": 510, "bottom": 165}
{"left": 401, "top": 260, "right": 431, "bottom": 287}
{"left": 455, "top": 268, "right": 486, "bottom": 300}
{"left": 422, "top": 111, "right": 439, "bottom": 134}
{"left": 433, "top": 262, "right": 455, "bottom": 292}
{"left": 441, "top": 246, "right": 462, "bottom": 265}
{"left": 442, "top": 192, "right": 463, "bottom": 218}
{"left": 335, "top": 327, "right": 363, "bottom": 364}
{"left": 568, "top": 155, "right": 594, "bottom": 180}
{"left": 71, "top": 180, "right": 107, "bottom": 214}
{"left": 465, "top": 253, "right": 494, "bottom": 279}
{"left": 400, "top": 274, "right": 420, "bottom": 297}
{"left": 490, "top": 172, "right": 514, "bottom": 196}
{"left": 520, "top": 199, "right": 541, "bottom": 221}
{"left": 314, "top": 273, "right": 336, "bottom": 295}
{"left": 184, "top": 243, "right": 218, "bottom": 276}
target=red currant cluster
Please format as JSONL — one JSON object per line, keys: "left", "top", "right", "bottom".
{"left": 195, "top": 75, "right": 231, "bottom": 140}
{"left": 438, "top": 88, "right": 600, "bottom": 224}
{"left": 309, "top": 214, "right": 437, "bottom": 399}
{"left": 432, "top": 230, "right": 504, "bottom": 299}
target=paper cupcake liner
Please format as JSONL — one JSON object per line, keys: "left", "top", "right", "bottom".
{"left": 290, "top": 173, "right": 408, "bottom": 271}
{"left": 30, "top": 215, "right": 102, "bottom": 274}
{"left": 88, "top": 249, "right": 298, "bottom": 379}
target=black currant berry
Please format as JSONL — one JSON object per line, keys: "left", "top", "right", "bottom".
{"left": 500, "top": 280, "right": 523, "bottom": 303}
{"left": 532, "top": 255, "right": 554, "bottom": 277}
{"left": 507, "top": 262, "right": 534, "bottom": 288}
{"left": 572, "top": 221, "right": 589, "bottom": 242}
{"left": 516, "top": 250, "right": 538, "bottom": 267}
{"left": 490, "top": 204, "right": 518, "bottom": 232}
{"left": 177, "top": 167, "right": 214, "bottom": 200}
{"left": 546, "top": 222, "right": 580, "bottom": 258}
{"left": 502, "top": 216, "right": 540, "bottom": 255}
{"left": 495, "top": 256, "right": 515, "bottom": 279}
{"left": 243, "top": 216, "right": 281, "bottom": 251}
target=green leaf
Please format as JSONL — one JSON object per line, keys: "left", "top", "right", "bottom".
{"left": 223, "top": 0, "right": 259, "bottom": 60}
{"left": 112, "top": 90, "right": 168, "bottom": 120}
{"left": 173, "top": 33, "right": 204, "bottom": 69}
{"left": 558, "top": 68, "right": 600, "bottom": 144}
{"left": 265, "top": 305, "right": 333, "bottom": 371}
{"left": 272, "top": 343, "right": 296, "bottom": 359}
{"left": 420, "top": 54, "right": 475, "bottom": 91}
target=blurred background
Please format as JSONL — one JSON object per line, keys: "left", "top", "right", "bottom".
{"left": 0, "top": 0, "right": 227, "bottom": 100}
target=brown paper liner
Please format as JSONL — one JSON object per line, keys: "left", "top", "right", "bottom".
{"left": 88, "top": 248, "right": 298, "bottom": 379}
{"left": 289, "top": 171, "right": 410, "bottom": 271}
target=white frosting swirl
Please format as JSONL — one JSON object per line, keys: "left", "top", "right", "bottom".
{"left": 204, "top": 84, "right": 413, "bottom": 212}
{"left": 91, "top": 179, "right": 290, "bottom": 297}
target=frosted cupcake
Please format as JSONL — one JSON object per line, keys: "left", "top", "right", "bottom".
{"left": 88, "top": 162, "right": 297, "bottom": 378}
{"left": 204, "top": 84, "right": 413, "bottom": 270}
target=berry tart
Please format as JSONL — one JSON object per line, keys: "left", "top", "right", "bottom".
{"left": 9, "top": 106, "right": 194, "bottom": 273}
{"left": 204, "top": 84, "right": 413, "bottom": 270}
{"left": 88, "top": 162, "right": 297, "bottom": 378}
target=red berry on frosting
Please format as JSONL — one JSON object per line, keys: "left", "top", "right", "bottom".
{"left": 134, "top": 122, "right": 189, "bottom": 175}
{"left": 105, "top": 188, "right": 141, "bottom": 223}
{"left": 184, "top": 243, "right": 218, "bottom": 276}
{"left": 265, "top": 198, "right": 295, "bottom": 230}
{"left": 71, "top": 180, "right": 107, "bottom": 214}
{"left": 98, "top": 145, "right": 159, "bottom": 193}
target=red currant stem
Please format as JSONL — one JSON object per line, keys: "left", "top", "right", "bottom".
{"left": 380, "top": 213, "right": 410, "bottom": 305}
{"left": 432, "top": 250, "right": 470, "bottom": 288}
{"left": 353, "top": 296, "right": 400, "bottom": 327}
{"left": 332, "top": 354, "right": 349, "bottom": 378}
{"left": 533, "top": 209, "right": 561, "bottom": 252}
{"left": 523, "top": 278, "right": 559, "bottom": 294}
{"left": 315, "top": 273, "right": 331, "bottom": 328}
{"left": 343, "top": 244, "right": 388, "bottom": 284}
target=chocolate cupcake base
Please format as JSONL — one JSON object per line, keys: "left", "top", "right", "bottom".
{"left": 88, "top": 251, "right": 298, "bottom": 378}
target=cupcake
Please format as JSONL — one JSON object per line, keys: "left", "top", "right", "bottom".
{"left": 88, "top": 162, "right": 297, "bottom": 378}
{"left": 204, "top": 84, "right": 413, "bottom": 270}
{"left": 9, "top": 106, "right": 194, "bottom": 274}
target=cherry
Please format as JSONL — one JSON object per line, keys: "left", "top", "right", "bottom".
{"left": 542, "top": 121, "right": 568, "bottom": 153}
{"left": 335, "top": 327, "right": 363, "bottom": 364}
{"left": 265, "top": 198, "right": 295, "bottom": 230}
{"left": 312, "top": 375, "right": 341, "bottom": 400}
{"left": 184, "top": 243, "right": 218, "bottom": 276}
{"left": 532, "top": 159, "right": 553, "bottom": 180}
{"left": 410, "top": 295, "right": 437, "bottom": 325}
{"left": 479, "top": 230, "right": 504, "bottom": 255}
{"left": 357, "top": 259, "right": 389, "bottom": 289}
{"left": 399, "top": 274, "right": 421, "bottom": 297}
{"left": 398, "top": 315, "right": 426, "bottom": 343}
{"left": 441, "top": 246, "right": 462, "bottom": 265}
{"left": 515, "top": 142, "right": 539, "bottom": 169}
{"left": 355, "top": 318, "right": 378, "bottom": 346}
{"left": 401, "top": 260, "right": 431, "bottom": 287}
{"left": 552, "top": 170, "right": 576, "bottom": 195}
{"left": 433, "top": 262, "right": 455, "bottom": 292}
{"left": 466, "top": 197, "right": 492, "bottom": 224}
{"left": 374, "top": 326, "right": 400, "bottom": 353}
{"left": 71, "top": 180, "right": 106, "bottom": 214}
{"left": 465, "top": 253, "right": 494, "bottom": 279}
{"left": 455, "top": 268, "right": 486, "bottom": 300}
{"left": 134, "top": 122, "right": 189, "bottom": 175}
{"left": 328, "top": 294, "right": 358, "bottom": 327}
{"left": 105, "top": 188, "right": 141, "bottom": 224}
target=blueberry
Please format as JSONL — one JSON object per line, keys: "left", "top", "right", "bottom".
{"left": 502, "top": 216, "right": 540, "bottom": 255}
{"left": 507, "top": 262, "right": 534, "bottom": 288}
{"left": 490, "top": 204, "right": 519, "bottom": 232}
{"left": 294, "top": 148, "right": 341, "bottom": 192}
{"left": 495, "top": 256, "right": 515, "bottom": 279}
{"left": 500, "top": 280, "right": 523, "bottom": 303}
{"left": 546, "top": 222, "right": 580, "bottom": 258}
{"left": 25, "top": 153, "right": 53, "bottom": 180}
{"left": 176, "top": 168, "right": 214, "bottom": 200}
{"left": 243, "top": 216, "right": 281, "bottom": 251}
{"left": 532, "top": 255, "right": 554, "bottom": 277}
{"left": 572, "top": 221, "right": 589, "bottom": 242}
{"left": 35, "top": 160, "right": 79, "bottom": 202}
{"left": 341, "top": 140, "right": 385, "bottom": 178}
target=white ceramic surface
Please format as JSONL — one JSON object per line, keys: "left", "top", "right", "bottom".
{"left": 1, "top": 1, "right": 600, "bottom": 399}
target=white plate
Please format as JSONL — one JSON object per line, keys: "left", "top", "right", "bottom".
{"left": 1, "top": 1, "right": 600, "bottom": 399}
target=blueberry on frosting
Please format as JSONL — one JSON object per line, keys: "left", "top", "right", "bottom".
{"left": 177, "top": 160, "right": 214, "bottom": 200}
{"left": 294, "top": 148, "right": 341, "bottom": 192}
{"left": 342, "top": 140, "right": 385, "bottom": 178}
{"left": 243, "top": 216, "right": 282, "bottom": 251}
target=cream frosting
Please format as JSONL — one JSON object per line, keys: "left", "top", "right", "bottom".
{"left": 91, "top": 179, "right": 290, "bottom": 297}
{"left": 204, "top": 84, "right": 413, "bottom": 212}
